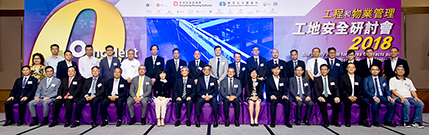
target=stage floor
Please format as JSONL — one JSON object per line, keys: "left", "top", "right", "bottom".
{"left": 1, "top": 113, "right": 428, "bottom": 135}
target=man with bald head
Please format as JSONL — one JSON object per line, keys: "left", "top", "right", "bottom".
{"left": 267, "top": 49, "right": 287, "bottom": 78}
{"left": 127, "top": 65, "right": 152, "bottom": 125}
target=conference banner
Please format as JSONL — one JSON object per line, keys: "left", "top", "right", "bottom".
{"left": 24, "top": 0, "right": 401, "bottom": 66}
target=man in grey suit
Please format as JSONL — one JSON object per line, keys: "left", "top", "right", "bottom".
{"left": 289, "top": 66, "right": 313, "bottom": 126}
{"left": 127, "top": 65, "right": 152, "bottom": 125}
{"left": 28, "top": 66, "right": 61, "bottom": 126}
{"left": 219, "top": 68, "right": 242, "bottom": 127}
{"left": 209, "top": 46, "right": 228, "bottom": 85}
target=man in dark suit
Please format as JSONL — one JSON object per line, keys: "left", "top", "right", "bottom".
{"left": 219, "top": 68, "right": 242, "bottom": 127}
{"left": 57, "top": 50, "right": 78, "bottom": 80}
{"left": 384, "top": 47, "right": 410, "bottom": 82}
{"left": 266, "top": 64, "right": 292, "bottom": 128}
{"left": 189, "top": 50, "right": 207, "bottom": 85}
{"left": 326, "top": 47, "right": 343, "bottom": 81}
{"left": 195, "top": 65, "right": 219, "bottom": 128}
{"left": 49, "top": 66, "right": 82, "bottom": 127}
{"left": 173, "top": 67, "right": 195, "bottom": 127}
{"left": 286, "top": 49, "right": 305, "bottom": 79}
{"left": 314, "top": 64, "right": 341, "bottom": 127}
{"left": 267, "top": 49, "right": 287, "bottom": 79}
{"left": 289, "top": 66, "right": 313, "bottom": 126}
{"left": 99, "top": 45, "right": 121, "bottom": 82}
{"left": 3, "top": 66, "right": 38, "bottom": 126}
{"left": 100, "top": 68, "right": 128, "bottom": 127}
{"left": 144, "top": 45, "right": 165, "bottom": 84}
{"left": 166, "top": 48, "right": 187, "bottom": 87}
{"left": 247, "top": 46, "right": 267, "bottom": 81}
{"left": 339, "top": 63, "right": 370, "bottom": 127}
{"left": 363, "top": 65, "right": 396, "bottom": 127}
{"left": 343, "top": 50, "right": 360, "bottom": 76}
{"left": 71, "top": 66, "right": 105, "bottom": 128}
{"left": 360, "top": 48, "right": 382, "bottom": 78}
{"left": 228, "top": 52, "right": 247, "bottom": 87}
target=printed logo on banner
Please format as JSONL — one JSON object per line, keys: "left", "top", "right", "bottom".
{"left": 173, "top": 1, "right": 178, "bottom": 6}
{"left": 220, "top": 2, "right": 226, "bottom": 7}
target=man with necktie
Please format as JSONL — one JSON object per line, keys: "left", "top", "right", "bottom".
{"left": 219, "top": 68, "right": 242, "bottom": 127}
{"left": 100, "top": 68, "right": 128, "bottom": 127}
{"left": 189, "top": 50, "right": 207, "bottom": 84}
{"left": 359, "top": 48, "right": 382, "bottom": 78}
{"left": 325, "top": 47, "right": 343, "bottom": 81}
{"left": 127, "top": 65, "right": 152, "bottom": 125}
{"left": 195, "top": 65, "right": 219, "bottom": 128}
{"left": 144, "top": 45, "right": 165, "bottom": 85}
{"left": 247, "top": 46, "right": 267, "bottom": 81}
{"left": 286, "top": 49, "right": 306, "bottom": 79}
{"left": 166, "top": 48, "right": 187, "bottom": 87}
{"left": 306, "top": 47, "right": 327, "bottom": 81}
{"left": 173, "top": 67, "right": 196, "bottom": 127}
{"left": 228, "top": 52, "right": 247, "bottom": 87}
{"left": 289, "top": 66, "right": 313, "bottom": 126}
{"left": 209, "top": 46, "right": 228, "bottom": 85}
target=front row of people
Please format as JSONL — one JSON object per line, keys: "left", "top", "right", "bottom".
{"left": 3, "top": 64, "right": 424, "bottom": 129}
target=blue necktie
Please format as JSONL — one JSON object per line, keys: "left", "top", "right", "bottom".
{"left": 90, "top": 78, "right": 97, "bottom": 96}
{"left": 298, "top": 78, "right": 303, "bottom": 98}
{"left": 314, "top": 59, "right": 318, "bottom": 75}
{"left": 374, "top": 78, "right": 380, "bottom": 97}
{"left": 324, "top": 77, "right": 328, "bottom": 97}
{"left": 217, "top": 58, "right": 220, "bottom": 78}
{"left": 22, "top": 77, "right": 27, "bottom": 88}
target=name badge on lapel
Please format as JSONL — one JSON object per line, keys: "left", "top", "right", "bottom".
{"left": 279, "top": 83, "right": 284, "bottom": 87}
{"left": 119, "top": 84, "right": 124, "bottom": 88}
{"left": 210, "top": 82, "right": 214, "bottom": 86}
{"left": 198, "top": 67, "right": 202, "bottom": 70}
{"left": 156, "top": 62, "right": 161, "bottom": 65}
{"left": 330, "top": 82, "right": 335, "bottom": 86}
{"left": 304, "top": 83, "right": 309, "bottom": 87}
{"left": 145, "top": 82, "right": 150, "bottom": 85}
{"left": 255, "top": 82, "right": 258, "bottom": 86}
{"left": 234, "top": 85, "right": 238, "bottom": 88}
{"left": 113, "top": 63, "right": 118, "bottom": 66}
{"left": 131, "top": 65, "right": 135, "bottom": 68}
{"left": 382, "top": 83, "right": 386, "bottom": 87}
{"left": 354, "top": 82, "right": 359, "bottom": 85}
{"left": 51, "top": 84, "right": 56, "bottom": 87}
{"left": 187, "top": 84, "right": 192, "bottom": 88}
{"left": 221, "top": 62, "right": 225, "bottom": 65}
{"left": 97, "top": 83, "right": 102, "bottom": 88}
{"left": 72, "top": 81, "right": 78, "bottom": 85}
{"left": 336, "top": 63, "right": 340, "bottom": 66}
{"left": 242, "top": 67, "right": 246, "bottom": 71}
{"left": 180, "top": 66, "right": 183, "bottom": 69}
{"left": 28, "top": 81, "right": 33, "bottom": 85}
{"left": 280, "top": 66, "right": 283, "bottom": 69}
{"left": 260, "top": 63, "right": 264, "bottom": 67}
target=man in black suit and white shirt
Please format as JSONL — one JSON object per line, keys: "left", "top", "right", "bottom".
{"left": 384, "top": 47, "right": 410, "bottom": 82}
{"left": 247, "top": 46, "right": 267, "bottom": 81}
{"left": 100, "top": 68, "right": 128, "bottom": 127}
{"left": 166, "top": 48, "right": 187, "bottom": 87}
{"left": 286, "top": 50, "right": 305, "bottom": 79}
{"left": 267, "top": 49, "right": 287, "bottom": 79}
{"left": 339, "top": 63, "right": 370, "bottom": 127}
{"left": 314, "top": 64, "right": 341, "bottom": 127}
{"left": 360, "top": 48, "right": 382, "bottom": 77}
{"left": 289, "top": 66, "right": 313, "bottom": 126}
{"left": 266, "top": 64, "right": 292, "bottom": 128}
{"left": 195, "top": 65, "right": 219, "bottom": 128}
{"left": 144, "top": 45, "right": 165, "bottom": 84}
{"left": 56, "top": 50, "right": 78, "bottom": 80}
{"left": 228, "top": 52, "right": 247, "bottom": 87}
{"left": 173, "top": 67, "right": 195, "bottom": 127}
{"left": 189, "top": 50, "right": 207, "bottom": 84}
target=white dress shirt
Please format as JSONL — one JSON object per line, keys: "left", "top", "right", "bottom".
{"left": 78, "top": 55, "right": 99, "bottom": 79}
{"left": 306, "top": 57, "right": 327, "bottom": 77}
{"left": 111, "top": 78, "right": 120, "bottom": 96}
{"left": 66, "top": 60, "right": 73, "bottom": 67}
{"left": 121, "top": 58, "right": 140, "bottom": 80}
{"left": 45, "top": 55, "right": 65, "bottom": 75}
{"left": 367, "top": 58, "right": 374, "bottom": 69}
{"left": 390, "top": 57, "right": 398, "bottom": 71}
{"left": 107, "top": 56, "right": 113, "bottom": 68}
{"left": 273, "top": 75, "right": 279, "bottom": 90}
{"left": 348, "top": 73, "right": 355, "bottom": 96}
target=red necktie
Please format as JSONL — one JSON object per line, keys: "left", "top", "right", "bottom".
{"left": 65, "top": 77, "right": 71, "bottom": 99}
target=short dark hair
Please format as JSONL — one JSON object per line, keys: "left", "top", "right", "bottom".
{"left": 290, "top": 49, "right": 298, "bottom": 54}
{"left": 156, "top": 69, "right": 167, "bottom": 80}
{"left": 347, "top": 50, "right": 355, "bottom": 55}
{"left": 204, "top": 65, "right": 212, "bottom": 69}
{"left": 21, "top": 65, "right": 31, "bottom": 70}
{"left": 252, "top": 46, "right": 259, "bottom": 50}
{"left": 312, "top": 47, "right": 320, "bottom": 52}
{"left": 114, "top": 67, "right": 122, "bottom": 73}
{"left": 391, "top": 47, "right": 399, "bottom": 52}
{"left": 234, "top": 52, "right": 241, "bottom": 56}
{"left": 172, "top": 48, "right": 180, "bottom": 53}
{"left": 45, "top": 66, "right": 54, "bottom": 71}
{"left": 105, "top": 45, "right": 114, "bottom": 50}
{"left": 85, "top": 45, "right": 93, "bottom": 49}
{"left": 91, "top": 66, "right": 100, "bottom": 70}
{"left": 32, "top": 53, "right": 45, "bottom": 66}
{"left": 394, "top": 65, "right": 404, "bottom": 72}
{"left": 346, "top": 63, "right": 356, "bottom": 68}
{"left": 214, "top": 46, "right": 221, "bottom": 51}
{"left": 50, "top": 44, "right": 59, "bottom": 49}
{"left": 328, "top": 47, "right": 336, "bottom": 52}
{"left": 150, "top": 44, "right": 159, "bottom": 50}
{"left": 365, "top": 47, "right": 374, "bottom": 52}
{"left": 64, "top": 50, "right": 72, "bottom": 55}
{"left": 295, "top": 65, "right": 303, "bottom": 70}
{"left": 320, "top": 64, "right": 329, "bottom": 70}
{"left": 67, "top": 66, "right": 76, "bottom": 71}
{"left": 271, "top": 64, "right": 280, "bottom": 69}
{"left": 370, "top": 65, "right": 379, "bottom": 70}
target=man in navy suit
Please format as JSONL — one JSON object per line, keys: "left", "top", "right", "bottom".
{"left": 289, "top": 66, "right": 313, "bottom": 126}
{"left": 363, "top": 65, "right": 396, "bottom": 127}
{"left": 3, "top": 66, "right": 38, "bottom": 126}
{"left": 360, "top": 48, "right": 382, "bottom": 78}
{"left": 166, "top": 48, "right": 187, "bottom": 86}
{"left": 228, "top": 52, "right": 247, "bottom": 87}
{"left": 173, "top": 67, "right": 195, "bottom": 127}
{"left": 286, "top": 49, "right": 305, "bottom": 79}
{"left": 100, "top": 45, "right": 121, "bottom": 82}
{"left": 56, "top": 50, "right": 78, "bottom": 80}
{"left": 100, "top": 68, "right": 128, "bottom": 127}
{"left": 267, "top": 49, "right": 287, "bottom": 79}
{"left": 326, "top": 47, "right": 343, "bottom": 81}
{"left": 266, "top": 64, "right": 292, "bottom": 128}
{"left": 195, "top": 65, "right": 219, "bottom": 128}
{"left": 189, "top": 50, "right": 207, "bottom": 84}
{"left": 314, "top": 64, "right": 341, "bottom": 127}
{"left": 384, "top": 47, "right": 410, "bottom": 82}
{"left": 247, "top": 46, "right": 267, "bottom": 81}
{"left": 144, "top": 45, "right": 165, "bottom": 84}
{"left": 219, "top": 68, "right": 242, "bottom": 127}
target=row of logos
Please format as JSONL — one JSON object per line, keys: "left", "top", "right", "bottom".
{"left": 145, "top": 8, "right": 278, "bottom": 14}
{"left": 146, "top": 1, "right": 279, "bottom": 7}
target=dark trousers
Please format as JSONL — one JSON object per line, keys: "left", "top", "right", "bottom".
{"left": 269, "top": 98, "right": 291, "bottom": 122}
{"left": 4, "top": 97, "right": 31, "bottom": 121}
{"left": 100, "top": 97, "right": 127, "bottom": 121}
{"left": 52, "top": 99, "right": 75, "bottom": 121}
{"left": 316, "top": 95, "right": 340, "bottom": 122}
{"left": 196, "top": 98, "right": 218, "bottom": 119}
{"left": 222, "top": 98, "right": 240, "bottom": 120}
{"left": 293, "top": 97, "right": 314, "bottom": 120}
{"left": 341, "top": 97, "right": 368, "bottom": 121}
{"left": 365, "top": 96, "right": 395, "bottom": 122}
{"left": 175, "top": 99, "right": 194, "bottom": 119}
{"left": 75, "top": 97, "right": 103, "bottom": 122}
